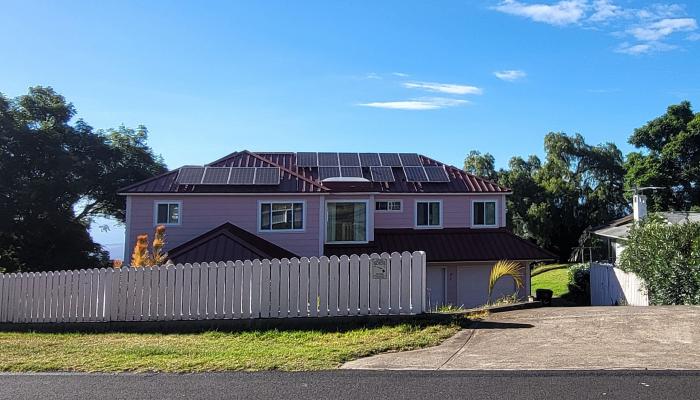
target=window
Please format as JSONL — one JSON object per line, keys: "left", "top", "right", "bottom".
{"left": 416, "top": 201, "right": 441, "bottom": 228}
{"left": 260, "top": 202, "right": 304, "bottom": 231}
{"left": 326, "top": 201, "right": 367, "bottom": 242}
{"left": 473, "top": 201, "right": 497, "bottom": 226}
{"left": 375, "top": 200, "right": 402, "bottom": 212}
{"left": 155, "top": 201, "right": 181, "bottom": 225}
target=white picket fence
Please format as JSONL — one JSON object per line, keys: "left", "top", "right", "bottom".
{"left": 590, "top": 262, "right": 649, "bottom": 306}
{"left": 0, "top": 252, "right": 426, "bottom": 324}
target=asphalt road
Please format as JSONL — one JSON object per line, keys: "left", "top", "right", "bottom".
{"left": 1, "top": 371, "right": 698, "bottom": 400}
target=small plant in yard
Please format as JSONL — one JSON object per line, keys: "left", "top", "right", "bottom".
{"left": 129, "top": 225, "right": 170, "bottom": 268}
{"left": 436, "top": 304, "right": 467, "bottom": 313}
{"left": 490, "top": 293, "right": 519, "bottom": 306}
{"left": 488, "top": 260, "right": 523, "bottom": 303}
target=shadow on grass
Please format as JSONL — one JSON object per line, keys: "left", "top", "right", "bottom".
{"left": 0, "top": 313, "right": 483, "bottom": 335}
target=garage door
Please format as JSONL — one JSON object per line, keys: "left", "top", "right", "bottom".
{"left": 427, "top": 264, "right": 524, "bottom": 309}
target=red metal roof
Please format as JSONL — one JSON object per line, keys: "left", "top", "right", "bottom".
{"left": 167, "top": 222, "right": 297, "bottom": 264}
{"left": 325, "top": 228, "right": 557, "bottom": 262}
{"left": 120, "top": 150, "right": 510, "bottom": 194}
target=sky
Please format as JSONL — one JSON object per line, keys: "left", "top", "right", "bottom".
{"left": 2, "top": 0, "right": 699, "bottom": 258}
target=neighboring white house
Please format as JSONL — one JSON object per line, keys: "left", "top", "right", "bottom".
{"left": 589, "top": 194, "right": 700, "bottom": 306}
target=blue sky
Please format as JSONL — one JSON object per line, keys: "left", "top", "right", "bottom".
{"left": 2, "top": 0, "right": 698, "bottom": 258}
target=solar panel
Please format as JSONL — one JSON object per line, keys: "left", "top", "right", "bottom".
{"left": 318, "top": 152, "right": 339, "bottom": 166}
{"left": 254, "top": 167, "right": 280, "bottom": 185}
{"left": 399, "top": 153, "right": 422, "bottom": 166}
{"left": 359, "top": 153, "right": 381, "bottom": 167}
{"left": 296, "top": 152, "right": 318, "bottom": 167}
{"left": 177, "top": 167, "right": 205, "bottom": 184}
{"left": 404, "top": 166, "right": 429, "bottom": 182}
{"left": 339, "top": 153, "right": 361, "bottom": 166}
{"left": 340, "top": 166, "right": 364, "bottom": 178}
{"left": 370, "top": 166, "right": 395, "bottom": 182}
{"left": 202, "top": 167, "right": 231, "bottom": 184}
{"left": 319, "top": 166, "right": 341, "bottom": 180}
{"left": 379, "top": 153, "right": 402, "bottom": 167}
{"left": 424, "top": 166, "right": 450, "bottom": 182}
{"left": 228, "top": 167, "right": 256, "bottom": 184}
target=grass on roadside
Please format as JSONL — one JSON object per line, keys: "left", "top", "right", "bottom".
{"left": 0, "top": 318, "right": 465, "bottom": 372}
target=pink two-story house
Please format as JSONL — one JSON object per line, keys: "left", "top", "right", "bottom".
{"left": 120, "top": 150, "right": 554, "bottom": 308}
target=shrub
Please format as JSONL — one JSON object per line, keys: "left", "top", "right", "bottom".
{"left": 619, "top": 218, "right": 700, "bottom": 305}
{"left": 563, "top": 263, "right": 590, "bottom": 305}
{"left": 129, "top": 225, "right": 171, "bottom": 268}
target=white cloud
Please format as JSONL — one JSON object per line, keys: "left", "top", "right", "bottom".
{"left": 391, "top": 72, "right": 409, "bottom": 77}
{"left": 616, "top": 41, "right": 677, "bottom": 55}
{"left": 493, "top": 0, "right": 587, "bottom": 26}
{"left": 589, "top": 0, "right": 625, "bottom": 22}
{"left": 359, "top": 98, "right": 469, "bottom": 110}
{"left": 402, "top": 81, "right": 483, "bottom": 95}
{"left": 628, "top": 18, "right": 697, "bottom": 41}
{"left": 492, "top": 1, "right": 698, "bottom": 55}
{"left": 364, "top": 72, "right": 381, "bottom": 80}
{"left": 494, "top": 69, "right": 527, "bottom": 81}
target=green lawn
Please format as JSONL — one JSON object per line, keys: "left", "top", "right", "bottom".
{"left": 0, "top": 319, "right": 462, "bottom": 372}
{"left": 531, "top": 267, "right": 570, "bottom": 297}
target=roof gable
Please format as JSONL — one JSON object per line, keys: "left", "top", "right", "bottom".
{"left": 167, "top": 222, "right": 297, "bottom": 264}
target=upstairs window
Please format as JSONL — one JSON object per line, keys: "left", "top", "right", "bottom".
{"left": 326, "top": 201, "right": 368, "bottom": 243}
{"left": 375, "top": 200, "right": 402, "bottom": 212}
{"left": 416, "top": 201, "right": 441, "bottom": 228}
{"left": 473, "top": 201, "right": 497, "bottom": 226}
{"left": 155, "top": 201, "right": 181, "bottom": 225}
{"left": 260, "top": 202, "right": 304, "bottom": 231}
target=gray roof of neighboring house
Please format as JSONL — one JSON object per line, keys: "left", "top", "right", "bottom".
{"left": 591, "top": 212, "right": 700, "bottom": 240}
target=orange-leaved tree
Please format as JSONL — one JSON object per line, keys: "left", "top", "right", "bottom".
{"left": 128, "top": 225, "right": 170, "bottom": 267}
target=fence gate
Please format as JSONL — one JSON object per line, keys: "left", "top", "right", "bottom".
{"left": 590, "top": 263, "right": 649, "bottom": 306}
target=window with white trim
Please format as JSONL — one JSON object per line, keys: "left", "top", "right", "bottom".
{"left": 375, "top": 200, "right": 402, "bottom": 212}
{"left": 416, "top": 201, "right": 441, "bottom": 227}
{"left": 260, "top": 202, "right": 304, "bottom": 231}
{"left": 473, "top": 200, "right": 497, "bottom": 226}
{"left": 326, "top": 201, "right": 367, "bottom": 242}
{"left": 155, "top": 202, "right": 181, "bottom": 225}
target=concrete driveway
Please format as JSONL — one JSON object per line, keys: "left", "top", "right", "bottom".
{"left": 342, "top": 306, "right": 700, "bottom": 370}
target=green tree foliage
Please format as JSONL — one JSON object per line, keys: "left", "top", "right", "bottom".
{"left": 463, "top": 150, "right": 497, "bottom": 181}
{"left": 0, "top": 86, "right": 166, "bottom": 272}
{"left": 465, "top": 133, "right": 628, "bottom": 260}
{"left": 625, "top": 101, "right": 700, "bottom": 211}
{"left": 619, "top": 217, "right": 700, "bottom": 305}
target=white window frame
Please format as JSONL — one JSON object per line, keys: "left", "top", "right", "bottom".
{"left": 471, "top": 200, "right": 498, "bottom": 228}
{"left": 257, "top": 200, "right": 306, "bottom": 233}
{"left": 153, "top": 200, "right": 182, "bottom": 226}
{"left": 375, "top": 199, "right": 403, "bottom": 213}
{"left": 414, "top": 200, "right": 443, "bottom": 229}
{"left": 325, "top": 199, "right": 370, "bottom": 244}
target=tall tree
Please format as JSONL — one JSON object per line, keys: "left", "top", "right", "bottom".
{"left": 463, "top": 150, "right": 498, "bottom": 181}
{"left": 0, "top": 86, "right": 166, "bottom": 272}
{"left": 625, "top": 101, "right": 700, "bottom": 211}
{"left": 466, "top": 133, "right": 628, "bottom": 260}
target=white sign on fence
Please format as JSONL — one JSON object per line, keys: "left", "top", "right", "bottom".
{"left": 370, "top": 259, "right": 388, "bottom": 280}
{"left": 0, "top": 251, "right": 426, "bottom": 324}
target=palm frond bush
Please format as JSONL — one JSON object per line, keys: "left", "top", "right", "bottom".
{"left": 488, "top": 260, "right": 524, "bottom": 302}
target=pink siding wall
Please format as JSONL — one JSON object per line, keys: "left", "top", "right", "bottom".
{"left": 373, "top": 194, "right": 507, "bottom": 229}
{"left": 126, "top": 195, "right": 322, "bottom": 260}
{"left": 125, "top": 193, "right": 508, "bottom": 262}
